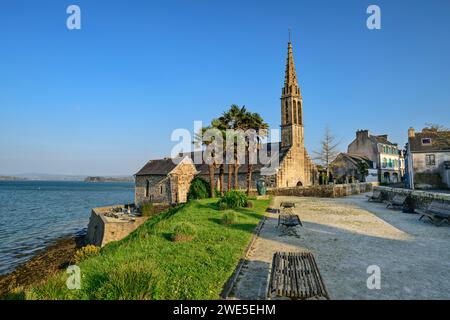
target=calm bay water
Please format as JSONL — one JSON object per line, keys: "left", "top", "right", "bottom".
{"left": 0, "top": 180, "right": 134, "bottom": 275}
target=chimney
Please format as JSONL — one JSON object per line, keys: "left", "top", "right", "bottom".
{"left": 408, "top": 127, "right": 415, "bottom": 138}
{"left": 356, "top": 129, "right": 369, "bottom": 140}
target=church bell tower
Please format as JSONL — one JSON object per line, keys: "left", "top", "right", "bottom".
{"left": 280, "top": 41, "right": 304, "bottom": 150}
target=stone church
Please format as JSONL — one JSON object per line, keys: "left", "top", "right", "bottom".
{"left": 135, "top": 40, "right": 317, "bottom": 206}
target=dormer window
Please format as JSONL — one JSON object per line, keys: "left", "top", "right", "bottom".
{"left": 422, "top": 138, "right": 431, "bottom": 145}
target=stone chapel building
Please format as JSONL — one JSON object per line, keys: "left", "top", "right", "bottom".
{"left": 134, "top": 40, "right": 317, "bottom": 206}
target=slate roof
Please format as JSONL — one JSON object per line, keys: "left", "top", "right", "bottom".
{"left": 371, "top": 135, "right": 397, "bottom": 147}
{"left": 409, "top": 129, "right": 450, "bottom": 153}
{"left": 135, "top": 142, "right": 290, "bottom": 176}
{"left": 135, "top": 159, "right": 178, "bottom": 176}
{"left": 333, "top": 153, "right": 374, "bottom": 169}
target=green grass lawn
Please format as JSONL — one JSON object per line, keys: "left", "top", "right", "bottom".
{"left": 22, "top": 198, "right": 270, "bottom": 300}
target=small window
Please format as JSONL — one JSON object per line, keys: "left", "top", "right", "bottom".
{"left": 160, "top": 185, "right": 164, "bottom": 194}
{"left": 422, "top": 138, "right": 431, "bottom": 145}
{"left": 285, "top": 100, "right": 289, "bottom": 124}
{"left": 145, "top": 180, "right": 150, "bottom": 197}
{"left": 425, "top": 154, "right": 436, "bottom": 166}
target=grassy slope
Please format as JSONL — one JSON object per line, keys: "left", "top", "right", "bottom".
{"left": 25, "top": 198, "right": 269, "bottom": 300}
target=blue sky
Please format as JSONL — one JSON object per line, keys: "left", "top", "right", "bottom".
{"left": 1, "top": 0, "right": 449, "bottom": 175}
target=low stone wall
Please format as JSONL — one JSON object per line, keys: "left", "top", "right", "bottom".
{"left": 86, "top": 205, "right": 148, "bottom": 247}
{"left": 374, "top": 186, "right": 450, "bottom": 210}
{"left": 266, "top": 182, "right": 375, "bottom": 198}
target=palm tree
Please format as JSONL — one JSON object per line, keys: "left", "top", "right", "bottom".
{"left": 240, "top": 111, "right": 269, "bottom": 195}
{"left": 220, "top": 105, "right": 247, "bottom": 190}
{"left": 211, "top": 118, "right": 228, "bottom": 196}
{"left": 194, "top": 125, "right": 217, "bottom": 198}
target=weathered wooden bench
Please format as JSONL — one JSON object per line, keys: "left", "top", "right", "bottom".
{"left": 278, "top": 214, "right": 302, "bottom": 227}
{"left": 386, "top": 194, "right": 408, "bottom": 210}
{"left": 418, "top": 200, "right": 450, "bottom": 226}
{"left": 268, "top": 252, "right": 329, "bottom": 300}
{"left": 280, "top": 202, "right": 296, "bottom": 214}
{"left": 366, "top": 189, "right": 383, "bottom": 202}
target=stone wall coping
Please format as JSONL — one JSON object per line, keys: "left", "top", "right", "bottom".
{"left": 92, "top": 205, "right": 147, "bottom": 224}
{"left": 375, "top": 186, "right": 450, "bottom": 201}
{"left": 267, "top": 182, "right": 375, "bottom": 191}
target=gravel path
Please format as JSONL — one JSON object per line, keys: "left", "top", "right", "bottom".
{"left": 230, "top": 194, "right": 450, "bottom": 300}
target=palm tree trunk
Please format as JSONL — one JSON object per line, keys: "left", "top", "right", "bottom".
{"left": 219, "top": 164, "right": 224, "bottom": 196}
{"left": 246, "top": 147, "right": 252, "bottom": 195}
{"left": 234, "top": 161, "right": 239, "bottom": 190}
{"left": 208, "top": 164, "right": 215, "bottom": 198}
{"left": 247, "top": 164, "right": 254, "bottom": 195}
{"left": 227, "top": 164, "right": 233, "bottom": 191}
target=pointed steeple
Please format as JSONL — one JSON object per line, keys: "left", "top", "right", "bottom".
{"left": 280, "top": 38, "right": 304, "bottom": 149}
{"left": 282, "top": 40, "right": 301, "bottom": 98}
{"left": 284, "top": 41, "right": 298, "bottom": 88}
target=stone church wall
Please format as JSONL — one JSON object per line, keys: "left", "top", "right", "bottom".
{"left": 135, "top": 175, "right": 171, "bottom": 207}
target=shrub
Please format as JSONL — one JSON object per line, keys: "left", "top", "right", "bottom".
{"left": 217, "top": 202, "right": 228, "bottom": 211}
{"left": 92, "top": 262, "right": 158, "bottom": 300}
{"left": 170, "top": 222, "right": 197, "bottom": 242}
{"left": 221, "top": 211, "right": 237, "bottom": 225}
{"left": 141, "top": 202, "right": 156, "bottom": 217}
{"left": 217, "top": 190, "right": 248, "bottom": 209}
{"left": 187, "top": 177, "right": 211, "bottom": 200}
{"left": 74, "top": 245, "right": 100, "bottom": 264}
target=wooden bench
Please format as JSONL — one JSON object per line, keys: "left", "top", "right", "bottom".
{"left": 280, "top": 202, "right": 296, "bottom": 214}
{"left": 278, "top": 214, "right": 302, "bottom": 227}
{"left": 268, "top": 252, "right": 329, "bottom": 300}
{"left": 418, "top": 200, "right": 450, "bottom": 226}
{"left": 386, "top": 194, "right": 408, "bottom": 210}
{"left": 366, "top": 189, "right": 383, "bottom": 202}
{"left": 280, "top": 202, "right": 296, "bottom": 208}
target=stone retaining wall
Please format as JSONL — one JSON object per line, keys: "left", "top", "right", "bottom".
{"left": 266, "top": 182, "right": 375, "bottom": 198}
{"left": 86, "top": 205, "right": 148, "bottom": 247}
{"left": 374, "top": 186, "right": 450, "bottom": 210}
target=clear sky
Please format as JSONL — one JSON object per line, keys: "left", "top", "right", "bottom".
{"left": 1, "top": 0, "right": 449, "bottom": 176}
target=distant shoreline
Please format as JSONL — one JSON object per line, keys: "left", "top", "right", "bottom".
{"left": 0, "top": 177, "right": 134, "bottom": 183}
{"left": 84, "top": 176, "right": 134, "bottom": 183}
{"left": 0, "top": 176, "right": 27, "bottom": 181}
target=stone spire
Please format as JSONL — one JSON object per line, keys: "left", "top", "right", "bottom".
{"left": 284, "top": 41, "right": 299, "bottom": 88}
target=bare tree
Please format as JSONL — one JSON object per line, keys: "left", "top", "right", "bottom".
{"left": 423, "top": 123, "right": 450, "bottom": 148}
{"left": 424, "top": 123, "right": 450, "bottom": 132}
{"left": 313, "top": 125, "right": 340, "bottom": 177}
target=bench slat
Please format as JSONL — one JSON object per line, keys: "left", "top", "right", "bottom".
{"left": 268, "top": 252, "right": 329, "bottom": 300}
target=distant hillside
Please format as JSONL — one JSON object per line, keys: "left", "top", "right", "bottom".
{"left": 84, "top": 176, "right": 134, "bottom": 183}
{"left": 12, "top": 173, "right": 86, "bottom": 181}
{"left": 0, "top": 176, "right": 27, "bottom": 181}
{"left": 8, "top": 173, "right": 134, "bottom": 182}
